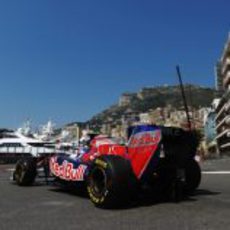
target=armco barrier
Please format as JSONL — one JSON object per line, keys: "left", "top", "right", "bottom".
{"left": 0, "top": 153, "right": 31, "bottom": 164}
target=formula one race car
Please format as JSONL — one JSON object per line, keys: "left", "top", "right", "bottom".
{"left": 12, "top": 125, "right": 201, "bottom": 208}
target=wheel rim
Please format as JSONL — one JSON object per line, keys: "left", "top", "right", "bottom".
{"left": 15, "top": 165, "right": 24, "bottom": 183}
{"left": 89, "top": 167, "right": 107, "bottom": 197}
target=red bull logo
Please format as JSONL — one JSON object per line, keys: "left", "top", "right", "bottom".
{"left": 128, "top": 130, "right": 161, "bottom": 148}
{"left": 127, "top": 130, "right": 161, "bottom": 178}
{"left": 50, "top": 157, "right": 87, "bottom": 181}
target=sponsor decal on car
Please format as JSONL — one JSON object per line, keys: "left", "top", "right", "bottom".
{"left": 50, "top": 157, "right": 87, "bottom": 181}
{"left": 128, "top": 130, "right": 161, "bottom": 148}
{"left": 87, "top": 186, "right": 106, "bottom": 204}
{"left": 128, "top": 129, "right": 161, "bottom": 178}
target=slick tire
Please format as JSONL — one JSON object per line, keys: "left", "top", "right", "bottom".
{"left": 87, "top": 155, "right": 137, "bottom": 208}
{"left": 14, "top": 158, "right": 37, "bottom": 186}
{"left": 184, "top": 159, "right": 201, "bottom": 194}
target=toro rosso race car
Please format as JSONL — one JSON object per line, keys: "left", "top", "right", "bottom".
{"left": 12, "top": 125, "right": 201, "bottom": 208}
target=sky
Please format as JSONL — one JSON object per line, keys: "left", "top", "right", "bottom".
{"left": 0, "top": 0, "right": 229, "bottom": 129}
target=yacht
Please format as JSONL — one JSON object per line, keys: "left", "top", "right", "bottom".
{"left": 0, "top": 129, "right": 55, "bottom": 163}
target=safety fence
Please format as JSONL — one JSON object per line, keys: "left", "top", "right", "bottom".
{"left": 0, "top": 147, "right": 55, "bottom": 164}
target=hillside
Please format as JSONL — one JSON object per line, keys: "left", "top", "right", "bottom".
{"left": 88, "top": 84, "right": 216, "bottom": 127}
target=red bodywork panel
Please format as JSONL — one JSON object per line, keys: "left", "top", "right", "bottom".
{"left": 82, "top": 144, "right": 127, "bottom": 162}
{"left": 82, "top": 129, "right": 162, "bottom": 179}
{"left": 127, "top": 129, "right": 161, "bottom": 178}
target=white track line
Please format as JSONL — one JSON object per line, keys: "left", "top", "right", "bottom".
{"left": 202, "top": 171, "right": 230, "bottom": 175}
{"left": 7, "top": 168, "right": 15, "bottom": 172}
{"left": 5, "top": 168, "right": 230, "bottom": 175}
{"left": 6, "top": 168, "right": 43, "bottom": 172}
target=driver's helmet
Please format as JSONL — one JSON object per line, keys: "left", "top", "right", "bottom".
{"left": 90, "top": 135, "right": 116, "bottom": 148}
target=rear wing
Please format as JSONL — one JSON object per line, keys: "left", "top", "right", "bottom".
{"left": 127, "top": 125, "right": 161, "bottom": 179}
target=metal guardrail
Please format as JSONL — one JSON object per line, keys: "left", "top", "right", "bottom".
{"left": 0, "top": 153, "right": 31, "bottom": 164}
{"left": 0, "top": 146, "right": 56, "bottom": 164}
{"left": 0, "top": 146, "right": 55, "bottom": 154}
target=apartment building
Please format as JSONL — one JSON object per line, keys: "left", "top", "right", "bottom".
{"left": 215, "top": 34, "right": 230, "bottom": 154}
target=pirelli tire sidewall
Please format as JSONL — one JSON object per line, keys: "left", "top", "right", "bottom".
{"left": 86, "top": 155, "right": 137, "bottom": 208}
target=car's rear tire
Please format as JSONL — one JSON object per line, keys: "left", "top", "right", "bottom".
{"left": 184, "top": 159, "right": 201, "bottom": 194}
{"left": 87, "top": 155, "right": 137, "bottom": 208}
{"left": 14, "top": 158, "right": 37, "bottom": 186}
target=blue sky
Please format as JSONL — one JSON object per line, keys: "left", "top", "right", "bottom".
{"left": 0, "top": 0, "right": 229, "bottom": 128}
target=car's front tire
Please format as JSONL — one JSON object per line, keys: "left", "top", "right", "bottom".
{"left": 14, "top": 158, "right": 37, "bottom": 186}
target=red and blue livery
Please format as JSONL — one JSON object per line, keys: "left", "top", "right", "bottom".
{"left": 13, "top": 125, "right": 201, "bottom": 208}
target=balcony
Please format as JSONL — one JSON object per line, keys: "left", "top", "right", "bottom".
{"left": 220, "top": 142, "right": 230, "bottom": 149}
{"left": 222, "top": 57, "right": 230, "bottom": 75}
{"left": 223, "top": 71, "right": 230, "bottom": 89}
{"left": 216, "top": 128, "right": 230, "bottom": 140}
{"left": 215, "top": 103, "right": 226, "bottom": 121}
{"left": 221, "top": 35, "right": 230, "bottom": 63}
{"left": 216, "top": 115, "right": 230, "bottom": 130}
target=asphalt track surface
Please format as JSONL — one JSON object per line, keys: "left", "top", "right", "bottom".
{"left": 0, "top": 157, "right": 230, "bottom": 230}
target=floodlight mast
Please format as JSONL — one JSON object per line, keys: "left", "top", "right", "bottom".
{"left": 176, "top": 65, "right": 192, "bottom": 131}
